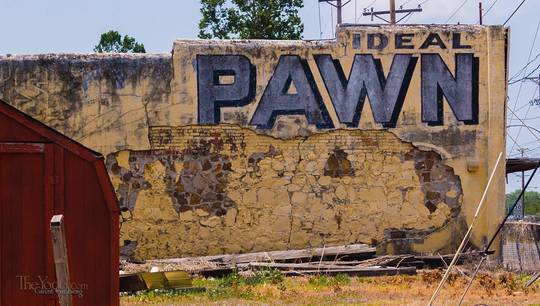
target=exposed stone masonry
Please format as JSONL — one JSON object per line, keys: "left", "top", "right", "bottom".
{"left": 109, "top": 125, "right": 463, "bottom": 260}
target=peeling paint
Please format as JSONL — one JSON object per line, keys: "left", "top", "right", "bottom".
{"left": 0, "top": 25, "right": 507, "bottom": 260}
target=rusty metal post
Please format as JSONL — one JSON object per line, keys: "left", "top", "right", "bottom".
{"left": 50, "top": 215, "right": 72, "bottom": 306}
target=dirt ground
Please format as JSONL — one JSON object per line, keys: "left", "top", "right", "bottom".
{"left": 120, "top": 270, "right": 540, "bottom": 305}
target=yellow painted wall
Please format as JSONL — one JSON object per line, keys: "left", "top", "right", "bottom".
{"left": 0, "top": 25, "right": 508, "bottom": 260}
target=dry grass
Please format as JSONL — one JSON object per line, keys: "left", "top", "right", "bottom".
{"left": 121, "top": 270, "right": 540, "bottom": 305}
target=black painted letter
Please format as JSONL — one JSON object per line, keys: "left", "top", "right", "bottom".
{"left": 421, "top": 54, "right": 478, "bottom": 125}
{"left": 315, "top": 54, "right": 417, "bottom": 127}
{"left": 197, "top": 55, "right": 255, "bottom": 124}
{"left": 250, "top": 55, "right": 333, "bottom": 129}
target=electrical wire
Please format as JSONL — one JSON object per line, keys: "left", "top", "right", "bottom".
{"left": 355, "top": 0, "right": 358, "bottom": 22}
{"left": 364, "top": 0, "right": 378, "bottom": 9}
{"left": 445, "top": 0, "right": 469, "bottom": 24}
{"left": 515, "top": 115, "right": 540, "bottom": 121}
{"left": 428, "top": 152, "right": 504, "bottom": 305}
{"left": 402, "top": 0, "right": 432, "bottom": 24}
{"left": 400, "top": 0, "right": 415, "bottom": 7}
{"left": 331, "top": 5, "right": 335, "bottom": 38}
{"left": 318, "top": 0, "right": 323, "bottom": 38}
{"left": 458, "top": 161, "right": 540, "bottom": 305}
{"left": 357, "top": 0, "right": 380, "bottom": 22}
{"left": 509, "top": 65, "right": 540, "bottom": 85}
{"left": 507, "top": 131, "right": 526, "bottom": 154}
{"left": 509, "top": 87, "right": 539, "bottom": 155}
{"left": 508, "top": 20, "right": 540, "bottom": 127}
{"left": 503, "top": 0, "right": 527, "bottom": 26}
{"left": 508, "top": 107, "right": 540, "bottom": 146}
{"left": 509, "top": 52, "right": 540, "bottom": 82}
{"left": 483, "top": 0, "right": 498, "bottom": 17}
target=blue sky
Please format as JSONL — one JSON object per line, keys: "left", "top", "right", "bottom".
{"left": 0, "top": 0, "right": 538, "bottom": 192}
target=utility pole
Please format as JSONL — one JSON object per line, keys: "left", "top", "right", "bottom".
{"left": 515, "top": 147, "right": 529, "bottom": 219}
{"left": 479, "top": 2, "right": 483, "bottom": 25}
{"left": 337, "top": 0, "right": 342, "bottom": 25}
{"left": 363, "top": 1, "right": 423, "bottom": 24}
{"left": 319, "top": 0, "right": 349, "bottom": 26}
{"left": 521, "top": 148, "right": 525, "bottom": 218}
{"left": 390, "top": 0, "right": 396, "bottom": 25}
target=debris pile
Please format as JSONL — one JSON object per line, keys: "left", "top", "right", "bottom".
{"left": 120, "top": 243, "right": 491, "bottom": 292}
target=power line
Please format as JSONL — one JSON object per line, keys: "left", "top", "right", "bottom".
{"left": 364, "top": 0, "right": 379, "bottom": 9}
{"left": 445, "top": 0, "right": 469, "bottom": 24}
{"left": 507, "top": 131, "right": 526, "bottom": 154}
{"left": 320, "top": 0, "right": 353, "bottom": 28}
{"left": 483, "top": 0, "right": 498, "bottom": 17}
{"left": 509, "top": 63, "right": 540, "bottom": 84}
{"left": 400, "top": 0, "right": 415, "bottom": 7}
{"left": 503, "top": 0, "right": 527, "bottom": 26}
{"left": 318, "top": 0, "right": 323, "bottom": 38}
{"left": 355, "top": 0, "right": 358, "bottom": 22}
{"left": 359, "top": 0, "right": 379, "bottom": 22}
{"left": 509, "top": 52, "right": 540, "bottom": 82}
{"left": 508, "top": 107, "right": 540, "bottom": 146}
{"left": 508, "top": 20, "right": 540, "bottom": 127}
{"left": 403, "top": 0, "right": 432, "bottom": 23}
{"left": 363, "top": 1, "right": 422, "bottom": 24}
{"left": 509, "top": 86, "right": 539, "bottom": 156}
{"left": 330, "top": 5, "right": 334, "bottom": 37}
{"left": 510, "top": 104, "right": 533, "bottom": 154}
{"left": 515, "top": 115, "right": 540, "bottom": 121}
{"left": 507, "top": 101, "right": 536, "bottom": 114}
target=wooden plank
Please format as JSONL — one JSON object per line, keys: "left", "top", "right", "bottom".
{"left": 354, "top": 255, "right": 414, "bottom": 267}
{"left": 0, "top": 143, "right": 44, "bottom": 153}
{"left": 50, "top": 215, "right": 72, "bottom": 306}
{"left": 282, "top": 266, "right": 417, "bottom": 277}
{"left": 198, "top": 267, "right": 235, "bottom": 278}
{"left": 244, "top": 262, "right": 361, "bottom": 270}
{"left": 152, "top": 244, "right": 375, "bottom": 265}
{"left": 305, "top": 261, "right": 371, "bottom": 265}
{"left": 526, "top": 272, "right": 540, "bottom": 288}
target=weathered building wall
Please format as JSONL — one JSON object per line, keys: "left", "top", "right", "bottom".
{"left": 0, "top": 25, "right": 507, "bottom": 260}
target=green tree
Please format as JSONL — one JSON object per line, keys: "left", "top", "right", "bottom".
{"left": 94, "top": 30, "right": 146, "bottom": 53}
{"left": 506, "top": 190, "right": 540, "bottom": 217}
{"left": 199, "top": 0, "right": 304, "bottom": 40}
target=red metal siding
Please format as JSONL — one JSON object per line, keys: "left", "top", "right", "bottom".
{"left": 63, "top": 151, "right": 115, "bottom": 306}
{"left": 0, "top": 101, "right": 119, "bottom": 306}
{"left": 0, "top": 112, "right": 47, "bottom": 142}
{"left": 0, "top": 144, "right": 54, "bottom": 306}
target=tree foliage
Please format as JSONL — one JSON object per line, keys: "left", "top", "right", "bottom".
{"left": 199, "top": 0, "right": 304, "bottom": 40}
{"left": 506, "top": 190, "right": 540, "bottom": 217}
{"left": 94, "top": 30, "right": 146, "bottom": 53}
